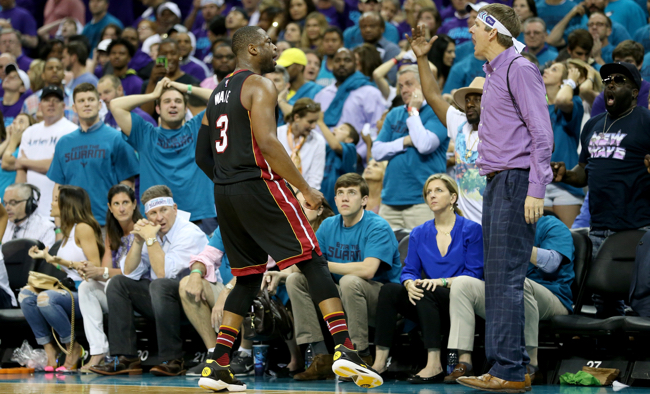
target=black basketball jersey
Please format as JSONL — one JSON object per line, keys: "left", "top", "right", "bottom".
{"left": 204, "top": 69, "right": 281, "bottom": 185}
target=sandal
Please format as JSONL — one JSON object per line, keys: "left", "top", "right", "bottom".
{"left": 44, "top": 366, "right": 55, "bottom": 372}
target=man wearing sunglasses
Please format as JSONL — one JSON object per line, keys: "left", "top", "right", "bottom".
{"left": 552, "top": 61, "right": 650, "bottom": 318}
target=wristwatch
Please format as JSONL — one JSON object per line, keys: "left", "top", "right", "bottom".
{"left": 407, "top": 106, "right": 419, "bottom": 117}
{"left": 146, "top": 237, "right": 158, "bottom": 246}
{"left": 103, "top": 267, "right": 109, "bottom": 280}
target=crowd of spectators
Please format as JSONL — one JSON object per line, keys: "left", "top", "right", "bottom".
{"left": 0, "top": 0, "right": 647, "bottom": 386}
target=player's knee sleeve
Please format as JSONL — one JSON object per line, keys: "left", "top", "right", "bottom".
{"left": 296, "top": 252, "right": 339, "bottom": 304}
{"left": 223, "top": 274, "right": 264, "bottom": 316}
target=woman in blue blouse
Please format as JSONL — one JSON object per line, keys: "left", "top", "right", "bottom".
{"left": 371, "top": 173, "right": 484, "bottom": 383}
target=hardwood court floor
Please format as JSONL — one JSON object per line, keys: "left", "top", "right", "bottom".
{"left": 0, "top": 374, "right": 646, "bottom": 394}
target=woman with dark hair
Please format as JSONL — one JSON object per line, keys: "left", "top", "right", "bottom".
{"left": 283, "top": 0, "right": 316, "bottom": 28}
{"left": 38, "top": 39, "right": 65, "bottom": 61}
{"left": 76, "top": 184, "right": 143, "bottom": 372}
{"left": 513, "top": 0, "right": 538, "bottom": 41}
{"left": 417, "top": 7, "right": 442, "bottom": 39}
{"left": 427, "top": 34, "right": 456, "bottom": 90}
{"left": 20, "top": 185, "right": 104, "bottom": 372}
{"left": 100, "top": 23, "right": 123, "bottom": 42}
{"left": 371, "top": 174, "right": 483, "bottom": 383}
{"left": 353, "top": 44, "right": 383, "bottom": 78}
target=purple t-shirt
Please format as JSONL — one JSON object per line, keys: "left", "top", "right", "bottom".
{"left": 129, "top": 49, "right": 153, "bottom": 72}
{"left": 16, "top": 53, "right": 32, "bottom": 71}
{"left": 317, "top": 5, "right": 352, "bottom": 30}
{"left": 438, "top": 14, "right": 471, "bottom": 44}
{"left": 441, "top": 6, "right": 456, "bottom": 23}
{"left": 181, "top": 59, "right": 208, "bottom": 81}
{"left": 0, "top": 6, "right": 37, "bottom": 36}
{"left": 193, "top": 27, "right": 211, "bottom": 63}
{"left": 0, "top": 92, "right": 29, "bottom": 126}
{"left": 121, "top": 72, "right": 144, "bottom": 96}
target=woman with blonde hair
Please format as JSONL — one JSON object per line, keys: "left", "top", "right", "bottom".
{"left": 28, "top": 60, "right": 45, "bottom": 92}
{"left": 372, "top": 173, "right": 484, "bottom": 383}
{"left": 300, "top": 12, "right": 328, "bottom": 51}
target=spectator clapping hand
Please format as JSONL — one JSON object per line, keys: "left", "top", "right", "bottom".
{"left": 407, "top": 25, "right": 437, "bottom": 58}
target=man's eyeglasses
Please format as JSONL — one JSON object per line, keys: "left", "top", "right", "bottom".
{"left": 602, "top": 75, "right": 628, "bottom": 85}
{"left": 2, "top": 199, "right": 27, "bottom": 207}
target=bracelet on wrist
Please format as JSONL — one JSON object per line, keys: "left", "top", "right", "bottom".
{"left": 562, "top": 79, "right": 577, "bottom": 90}
{"left": 54, "top": 227, "right": 61, "bottom": 234}
{"left": 392, "top": 58, "right": 399, "bottom": 65}
{"left": 190, "top": 269, "right": 203, "bottom": 277}
{"left": 441, "top": 278, "right": 448, "bottom": 287}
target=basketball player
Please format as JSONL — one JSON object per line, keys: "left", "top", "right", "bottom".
{"left": 194, "top": 26, "right": 383, "bottom": 392}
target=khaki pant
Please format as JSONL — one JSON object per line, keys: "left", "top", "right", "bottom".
{"left": 378, "top": 203, "right": 434, "bottom": 230}
{"left": 447, "top": 276, "right": 569, "bottom": 351}
{"left": 285, "top": 272, "right": 383, "bottom": 351}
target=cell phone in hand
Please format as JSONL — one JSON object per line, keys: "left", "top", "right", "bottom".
{"left": 156, "top": 56, "right": 168, "bottom": 69}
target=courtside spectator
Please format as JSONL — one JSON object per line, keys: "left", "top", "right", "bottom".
{"left": 446, "top": 214, "right": 573, "bottom": 384}
{"left": 552, "top": 62, "right": 650, "bottom": 318}
{"left": 91, "top": 185, "right": 208, "bottom": 376}
{"left": 98, "top": 75, "right": 156, "bottom": 130}
{"left": 21, "top": 185, "right": 103, "bottom": 372}
{"left": 47, "top": 83, "right": 139, "bottom": 227}
{"left": 315, "top": 48, "right": 385, "bottom": 160}
{"left": 315, "top": 27, "right": 344, "bottom": 87}
{"left": 16, "top": 85, "right": 77, "bottom": 219}
{"left": 0, "top": 204, "right": 10, "bottom": 309}
{"left": 77, "top": 184, "right": 142, "bottom": 372}
{"left": 277, "top": 98, "right": 326, "bottom": 190}
{"left": 22, "top": 58, "right": 78, "bottom": 123}
{"left": 110, "top": 78, "right": 217, "bottom": 233}
{"left": 0, "top": 29, "right": 32, "bottom": 71}
{"left": 0, "top": 64, "right": 31, "bottom": 126}
{"left": 106, "top": 38, "right": 143, "bottom": 96}
{"left": 591, "top": 41, "right": 649, "bottom": 116}
{"left": 363, "top": 159, "right": 386, "bottom": 214}
{"left": 2, "top": 183, "right": 55, "bottom": 247}
{"left": 523, "top": 18, "right": 558, "bottom": 67}
{"left": 62, "top": 41, "right": 99, "bottom": 90}
{"left": 0, "top": 1, "right": 38, "bottom": 49}
{"left": 287, "top": 173, "right": 401, "bottom": 380}
{"left": 82, "top": 0, "right": 124, "bottom": 54}
{"left": 372, "top": 174, "right": 483, "bottom": 383}
{"left": 200, "top": 40, "right": 236, "bottom": 90}
{"left": 373, "top": 65, "right": 449, "bottom": 229}
{"left": 317, "top": 115, "right": 358, "bottom": 213}
{"left": 276, "top": 48, "right": 323, "bottom": 126}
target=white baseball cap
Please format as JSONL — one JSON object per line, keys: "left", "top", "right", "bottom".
{"left": 201, "top": 0, "right": 224, "bottom": 6}
{"left": 97, "top": 39, "right": 112, "bottom": 52}
{"left": 5, "top": 63, "right": 30, "bottom": 89}
{"left": 465, "top": 1, "right": 490, "bottom": 12}
{"left": 158, "top": 2, "right": 182, "bottom": 19}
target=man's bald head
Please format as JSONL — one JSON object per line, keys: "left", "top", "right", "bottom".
{"left": 359, "top": 12, "right": 385, "bottom": 44}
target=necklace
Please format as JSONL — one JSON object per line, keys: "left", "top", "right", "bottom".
{"left": 601, "top": 107, "right": 634, "bottom": 136}
{"left": 435, "top": 215, "right": 456, "bottom": 236}
{"left": 465, "top": 131, "right": 479, "bottom": 160}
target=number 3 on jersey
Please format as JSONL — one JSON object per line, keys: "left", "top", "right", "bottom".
{"left": 215, "top": 115, "right": 229, "bottom": 153}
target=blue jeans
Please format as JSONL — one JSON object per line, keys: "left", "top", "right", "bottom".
{"left": 19, "top": 288, "right": 80, "bottom": 345}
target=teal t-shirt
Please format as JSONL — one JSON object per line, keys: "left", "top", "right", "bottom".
{"left": 82, "top": 13, "right": 124, "bottom": 58}
{"left": 377, "top": 104, "right": 449, "bottom": 206}
{"left": 322, "top": 143, "right": 357, "bottom": 214}
{"left": 0, "top": 147, "right": 18, "bottom": 199}
{"left": 47, "top": 122, "right": 139, "bottom": 225}
{"left": 549, "top": 96, "right": 584, "bottom": 197}
{"left": 316, "top": 210, "right": 401, "bottom": 284}
{"left": 527, "top": 215, "right": 575, "bottom": 313}
{"left": 127, "top": 111, "right": 216, "bottom": 221}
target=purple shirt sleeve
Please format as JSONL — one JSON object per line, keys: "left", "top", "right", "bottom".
{"left": 510, "top": 63, "right": 554, "bottom": 198}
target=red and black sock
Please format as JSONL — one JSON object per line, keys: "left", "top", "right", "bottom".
{"left": 324, "top": 311, "right": 354, "bottom": 350}
{"left": 213, "top": 325, "right": 239, "bottom": 366}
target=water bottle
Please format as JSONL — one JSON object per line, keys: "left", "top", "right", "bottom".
{"left": 447, "top": 350, "right": 458, "bottom": 375}
{"left": 305, "top": 344, "right": 314, "bottom": 370}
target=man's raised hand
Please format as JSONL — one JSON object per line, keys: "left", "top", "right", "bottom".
{"left": 407, "top": 25, "right": 437, "bottom": 58}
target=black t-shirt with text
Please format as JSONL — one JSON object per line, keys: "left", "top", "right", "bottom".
{"left": 579, "top": 106, "right": 650, "bottom": 231}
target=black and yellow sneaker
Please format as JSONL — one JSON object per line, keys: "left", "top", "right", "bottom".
{"left": 197, "top": 359, "right": 246, "bottom": 392}
{"left": 331, "top": 344, "right": 383, "bottom": 388}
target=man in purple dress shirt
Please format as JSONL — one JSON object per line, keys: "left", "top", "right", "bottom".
{"left": 454, "top": 4, "right": 553, "bottom": 393}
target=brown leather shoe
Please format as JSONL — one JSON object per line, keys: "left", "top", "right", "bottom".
{"left": 457, "top": 373, "right": 527, "bottom": 393}
{"left": 150, "top": 358, "right": 186, "bottom": 376}
{"left": 444, "top": 363, "right": 473, "bottom": 383}
{"left": 293, "top": 354, "right": 335, "bottom": 381}
{"left": 89, "top": 355, "right": 142, "bottom": 375}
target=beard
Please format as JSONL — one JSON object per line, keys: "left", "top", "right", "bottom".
{"left": 466, "top": 111, "right": 480, "bottom": 125}
{"left": 260, "top": 57, "right": 276, "bottom": 74}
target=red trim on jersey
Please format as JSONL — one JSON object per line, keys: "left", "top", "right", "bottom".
{"left": 231, "top": 263, "right": 268, "bottom": 276}
{"left": 263, "top": 179, "right": 322, "bottom": 270}
{"left": 227, "top": 69, "right": 250, "bottom": 78}
{"left": 249, "top": 111, "right": 280, "bottom": 181}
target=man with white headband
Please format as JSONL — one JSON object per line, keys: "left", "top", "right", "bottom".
{"left": 455, "top": 4, "right": 553, "bottom": 393}
{"left": 91, "top": 185, "right": 208, "bottom": 377}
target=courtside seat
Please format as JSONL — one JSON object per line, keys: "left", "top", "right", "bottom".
{"left": 623, "top": 316, "right": 650, "bottom": 333}
{"left": 398, "top": 235, "right": 409, "bottom": 267}
{"left": 551, "top": 230, "right": 646, "bottom": 336}
{"left": 393, "top": 228, "right": 411, "bottom": 244}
